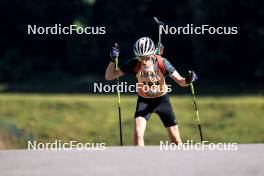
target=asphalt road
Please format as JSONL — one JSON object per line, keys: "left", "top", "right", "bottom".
{"left": 0, "top": 144, "right": 263, "bottom": 176}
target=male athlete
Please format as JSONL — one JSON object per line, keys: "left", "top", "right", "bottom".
{"left": 105, "top": 37, "right": 197, "bottom": 146}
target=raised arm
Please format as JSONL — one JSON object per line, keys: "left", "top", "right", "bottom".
{"left": 105, "top": 62, "right": 124, "bottom": 80}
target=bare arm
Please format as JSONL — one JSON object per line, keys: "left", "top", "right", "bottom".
{"left": 170, "top": 70, "right": 189, "bottom": 87}
{"left": 105, "top": 62, "right": 125, "bottom": 80}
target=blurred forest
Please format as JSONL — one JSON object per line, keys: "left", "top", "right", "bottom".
{"left": 0, "top": 0, "right": 263, "bottom": 93}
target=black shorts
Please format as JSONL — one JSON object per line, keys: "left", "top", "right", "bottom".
{"left": 134, "top": 94, "right": 177, "bottom": 127}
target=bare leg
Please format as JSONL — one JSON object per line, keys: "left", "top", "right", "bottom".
{"left": 134, "top": 117, "right": 147, "bottom": 146}
{"left": 166, "top": 125, "right": 182, "bottom": 144}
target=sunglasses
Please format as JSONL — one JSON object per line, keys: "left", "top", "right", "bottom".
{"left": 138, "top": 55, "right": 152, "bottom": 61}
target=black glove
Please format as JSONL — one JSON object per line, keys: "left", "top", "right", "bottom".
{"left": 109, "top": 43, "right": 120, "bottom": 62}
{"left": 185, "top": 70, "right": 198, "bottom": 84}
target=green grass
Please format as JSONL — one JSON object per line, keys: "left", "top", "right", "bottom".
{"left": 0, "top": 94, "right": 263, "bottom": 148}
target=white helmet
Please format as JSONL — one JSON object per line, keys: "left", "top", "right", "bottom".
{"left": 134, "top": 37, "right": 156, "bottom": 56}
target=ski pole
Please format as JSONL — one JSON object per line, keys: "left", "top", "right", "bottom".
{"left": 114, "top": 43, "right": 123, "bottom": 146}
{"left": 153, "top": 17, "right": 165, "bottom": 55}
{"left": 190, "top": 82, "right": 204, "bottom": 142}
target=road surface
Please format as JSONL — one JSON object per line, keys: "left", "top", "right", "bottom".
{"left": 0, "top": 144, "right": 263, "bottom": 176}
